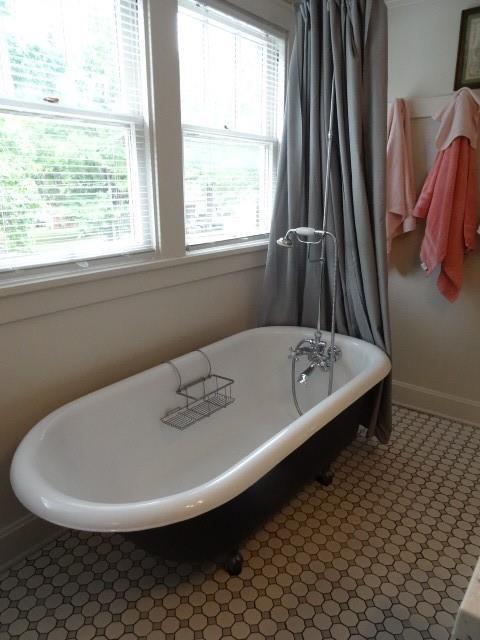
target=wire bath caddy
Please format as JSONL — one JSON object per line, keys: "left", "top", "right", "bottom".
{"left": 161, "top": 350, "right": 235, "bottom": 430}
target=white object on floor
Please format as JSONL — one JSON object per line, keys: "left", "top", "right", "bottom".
{"left": 10, "top": 326, "right": 390, "bottom": 532}
{"left": 452, "top": 556, "right": 480, "bottom": 640}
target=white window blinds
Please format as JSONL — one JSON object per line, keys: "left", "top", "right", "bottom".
{"left": 0, "top": 0, "right": 152, "bottom": 273}
{"left": 178, "top": 0, "right": 285, "bottom": 248}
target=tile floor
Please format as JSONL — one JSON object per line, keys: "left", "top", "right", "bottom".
{"left": 1, "top": 405, "right": 479, "bottom": 640}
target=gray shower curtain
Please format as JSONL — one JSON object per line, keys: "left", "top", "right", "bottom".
{"left": 261, "top": 0, "right": 392, "bottom": 442}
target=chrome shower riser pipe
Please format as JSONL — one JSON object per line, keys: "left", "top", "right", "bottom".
{"left": 277, "top": 76, "right": 338, "bottom": 417}
{"left": 317, "top": 75, "right": 336, "bottom": 337}
{"left": 326, "top": 232, "right": 338, "bottom": 397}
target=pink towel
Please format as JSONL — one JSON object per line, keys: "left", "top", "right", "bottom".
{"left": 386, "top": 99, "right": 416, "bottom": 253}
{"left": 434, "top": 87, "right": 480, "bottom": 151}
{"left": 413, "top": 136, "right": 477, "bottom": 302}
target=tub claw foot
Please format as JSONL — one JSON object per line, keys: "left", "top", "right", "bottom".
{"left": 225, "top": 551, "right": 243, "bottom": 576}
{"left": 316, "top": 470, "right": 334, "bottom": 486}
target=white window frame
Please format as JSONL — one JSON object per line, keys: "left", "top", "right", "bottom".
{"left": 181, "top": 129, "right": 277, "bottom": 251}
{"left": 0, "top": 100, "right": 154, "bottom": 265}
{"left": 0, "top": 0, "right": 156, "bottom": 283}
{"left": 178, "top": 0, "right": 287, "bottom": 250}
{"left": 0, "top": 0, "right": 293, "bottom": 300}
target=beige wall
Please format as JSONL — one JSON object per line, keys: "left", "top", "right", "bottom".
{"left": 388, "top": 0, "right": 480, "bottom": 422}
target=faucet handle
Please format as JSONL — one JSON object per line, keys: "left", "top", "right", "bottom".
{"left": 327, "top": 345, "right": 342, "bottom": 362}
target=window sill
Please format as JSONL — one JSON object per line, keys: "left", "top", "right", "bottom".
{"left": 0, "top": 239, "right": 269, "bottom": 326}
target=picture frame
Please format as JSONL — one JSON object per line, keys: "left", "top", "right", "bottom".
{"left": 455, "top": 6, "right": 480, "bottom": 90}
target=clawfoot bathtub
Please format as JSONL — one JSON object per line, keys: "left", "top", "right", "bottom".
{"left": 11, "top": 326, "right": 390, "bottom": 538}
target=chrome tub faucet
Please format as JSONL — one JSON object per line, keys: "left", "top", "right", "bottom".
{"left": 289, "top": 331, "right": 341, "bottom": 384}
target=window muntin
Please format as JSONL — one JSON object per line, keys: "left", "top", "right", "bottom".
{"left": 178, "top": 0, "right": 285, "bottom": 248}
{"left": 0, "top": 0, "right": 152, "bottom": 273}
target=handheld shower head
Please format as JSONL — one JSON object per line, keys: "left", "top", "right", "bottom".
{"left": 277, "top": 227, "right": 324, "bottom": 249}
{"left": 276, "top": 235, "right": 294, "bottom": 248}
{"left": 294, "top": 227, "right": 317, "bottom": 238}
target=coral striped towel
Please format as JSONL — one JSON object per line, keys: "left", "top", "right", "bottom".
{"left": 386, "top": 99, "right": 416, "bottom": 252}
{"left": 413, "top": 88, "right": 479, "bottom": 302}
{"left": 413, "top": 136, "right": 477, "bottom": 302}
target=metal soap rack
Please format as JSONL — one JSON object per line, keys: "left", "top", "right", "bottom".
{"left": 161, "top": 350, "right": 235, "bottom": 430}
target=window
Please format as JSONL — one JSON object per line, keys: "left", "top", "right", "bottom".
{"left": 0, "top": 0, "right": 291, "bottom": 288}
{"left": 0, "top": 0, "right": 151, "bottom": 272}
{"left": 178, "top": 0, "right": 286, "bottom": 248}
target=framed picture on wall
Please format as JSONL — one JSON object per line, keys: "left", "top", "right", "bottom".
{"left": 455, "top": 7, "right": 480, "bottom": 89}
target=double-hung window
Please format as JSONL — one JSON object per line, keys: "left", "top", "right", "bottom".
{"left": 0, "top": 0, "right": 151, "bottom": 273}
{"left": 178, "top": 0, "right": 286, "bottom": 249}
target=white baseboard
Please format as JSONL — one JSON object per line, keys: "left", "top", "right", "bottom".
{"left": 393, "top": 379, "right": 480, "bottom": 427}
{"left": 0, "top": 513, "right": 63, "bottom": 575}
